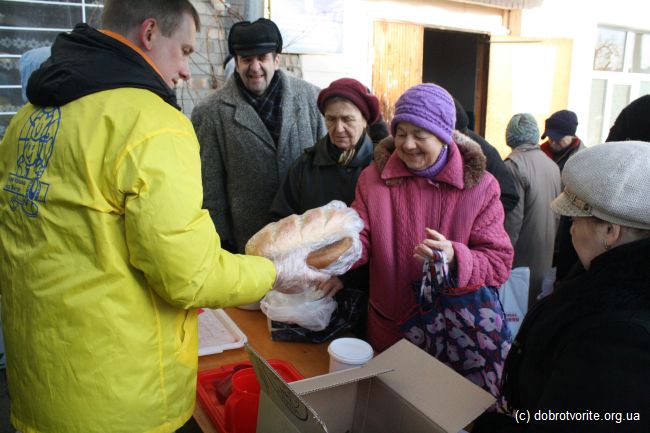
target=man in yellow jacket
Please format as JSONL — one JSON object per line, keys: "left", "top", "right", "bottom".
{"left": 0, "top": 1, "right": 279, "bottom": 432}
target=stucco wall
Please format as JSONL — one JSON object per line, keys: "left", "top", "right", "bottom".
{"left": 294, "top": 0, "right": 649, "bottom": 143}
{"left": 298, "top": 0, "right": 508, "bottom": 90}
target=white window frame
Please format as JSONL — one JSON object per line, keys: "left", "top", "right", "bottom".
{"left": 589, "top": 26, "right": 650, "bottom": 143}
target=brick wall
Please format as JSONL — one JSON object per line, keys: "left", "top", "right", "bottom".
{"left": 177, "top": 0, "right": 245, "bottom": 115}
{"left": 178, "top": 0, "right": 304, "bottom": 117}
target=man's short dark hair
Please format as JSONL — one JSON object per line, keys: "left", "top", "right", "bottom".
{"left": 102, "top": 0, "right": 200, "bottom": 36}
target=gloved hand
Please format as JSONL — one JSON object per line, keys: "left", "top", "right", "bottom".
{"left": 271, "top": 248, "right": 330, "bottom": 294}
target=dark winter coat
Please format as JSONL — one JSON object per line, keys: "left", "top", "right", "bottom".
{"left": 191, "top": 70, "right": 325, "bottom": 253}
{"left": 270, "top": 133, "right": 372, "bottom": 293}
{"left": 454, "top": 99, "right": 519, "bottom": 213}
{"left": 474, "top": 237, "right": 650, "bottom": 433}
{"left": 270, "top": 133, "right": 373, "bottom": 218}
{"left": 540, "top": 137, "right": 586, "bottom": 281}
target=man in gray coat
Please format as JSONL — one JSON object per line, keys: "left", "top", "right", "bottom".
{"left": 192, "top": 18, "right": 325, "bottom": 253}
{"left": 504, "top": 113, "right": 562, "bottom": 308}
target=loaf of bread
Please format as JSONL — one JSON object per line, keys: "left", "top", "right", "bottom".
{"left": 246, "top": 202, "right": 361, "bottom": 270}
{"left": 305, "top": 237, "right": 353, "bottom": 269}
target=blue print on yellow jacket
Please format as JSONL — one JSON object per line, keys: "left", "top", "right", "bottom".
{"left": 3, "top": 107, "right": 60, "bottom": 217}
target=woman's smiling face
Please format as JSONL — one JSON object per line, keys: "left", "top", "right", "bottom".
{"left": 394, "top": 122, "right": 445, "bottom": 170}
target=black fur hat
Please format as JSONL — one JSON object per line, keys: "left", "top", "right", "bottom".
{"left": 228, "top": 18, "right": 283, "bottom": 57}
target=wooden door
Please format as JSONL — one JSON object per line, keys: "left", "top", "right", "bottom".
{"left": 372, "top": 21, "right": 424, "bottom": 123}
{"left": 485, "top": 36, "right": 573, "bottom": 156}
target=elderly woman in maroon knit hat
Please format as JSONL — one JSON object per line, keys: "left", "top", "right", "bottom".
{"left": 269, "top": 77, "right": 380, "bottom": 340}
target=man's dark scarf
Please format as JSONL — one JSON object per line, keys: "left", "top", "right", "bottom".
{"left": 235, "top": 72, "right": 283, "bottom": 145}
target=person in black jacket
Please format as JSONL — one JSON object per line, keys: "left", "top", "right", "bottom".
{"left": 473, "top": 140, "right": 650, "bottom": 433}
{"left": 606, "top": 94, "right": 650, "bottom": 142}
{"left": 454, "top": 98, "right": 519, "bottom": 214}
{"left": 269, "top": 77, "right": 377, "bottom": 342}
{"left": 271, "top": 77, "right": 378, "bottom": 222}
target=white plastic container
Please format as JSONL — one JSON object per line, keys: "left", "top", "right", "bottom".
{"left": 327, "top": 337, "right": 374, "bottom": 372}
{"left": 197, "top": 308, "right": 247, "bottom": 356}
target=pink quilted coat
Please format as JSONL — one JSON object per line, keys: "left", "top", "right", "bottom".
{"left": 351, "top": 132, "right": 514, "bottom": 352}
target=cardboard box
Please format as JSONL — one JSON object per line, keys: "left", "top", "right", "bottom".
{"left": 246, "top": 339, "right": 495, "bottom": 433}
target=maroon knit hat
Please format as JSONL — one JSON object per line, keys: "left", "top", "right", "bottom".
{"left": 317, "top": 78, "right": 380, "bottom": 124}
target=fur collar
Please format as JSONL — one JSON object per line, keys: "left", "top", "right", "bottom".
{"left": 373, "top": 130, "right": 486, "bottom": 188}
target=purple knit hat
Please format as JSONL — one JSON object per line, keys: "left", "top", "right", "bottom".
{"left": 390, "top": 83, "right": 456, "bottom": 145}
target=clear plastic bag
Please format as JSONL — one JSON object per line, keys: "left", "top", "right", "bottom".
{"left": 499, "top": 267, "right": 530, "bottom": 336}
{"left": 260, "top": 288, "right": 337, "bottom": 331}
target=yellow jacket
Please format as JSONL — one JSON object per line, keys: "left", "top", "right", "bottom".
{"left": 0, "top": 86, "right": 275, "bottom": 432}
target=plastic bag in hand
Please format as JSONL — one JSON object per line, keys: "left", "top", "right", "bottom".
{"left": 260, "top": 288, "right": 337, "bottom": 331}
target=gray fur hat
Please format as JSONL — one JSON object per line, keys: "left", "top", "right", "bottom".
{"left": 506, "top": 113, "right": 540, "bottom": 148}
{"left": 551, "top": 141, "right": 650, "bottom": 230}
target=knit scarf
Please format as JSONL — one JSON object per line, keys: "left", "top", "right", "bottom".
{"left": 541, "top": 137, "right": 581, "bottom": 162}
{"left": 235, "top": 72, "right": 284, "bottom": 145}
{"left": 409, "top": 144, "right": 449, "bottom": 179}
{"left": 327, "top": 133, "right": 365, "bottom": 166}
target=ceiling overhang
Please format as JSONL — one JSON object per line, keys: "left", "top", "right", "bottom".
{"left": 448, "top": 0, "right": 543, "bottom": 9}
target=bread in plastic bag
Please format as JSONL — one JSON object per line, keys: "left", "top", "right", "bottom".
{"left": 245, "top": 200, "right": 364, "bottom": 331}
{"left": 245, "top": 200, "right": 364, "bottom": 292}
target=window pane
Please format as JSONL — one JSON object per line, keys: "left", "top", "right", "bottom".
{"left": 609, "top": 84, "right": 630, "bottom": 129}
{"left": 1, "top": 113, "right": 15, "bottom": 140}
{"left": 0, "top": 2, "right": 84, "bottom": 28}
{"left": 85, "top": 6, "right": 103, "bottom": 27}
{"left": 0, "top": 57, "right": 21, "bottom": 85}
{"left": 0, "top": 88, "right": 23, "bottom": 113}
{"left": 588, "top": 79, "right": 606, "bottom": 145}
{"left": 632, "top": 33, "right": 650, "bottom": 73}
{"left": 2, "top": 1, "right": 96, "bottom": 3}
{"left": 594, "top": 27, "right": 626, "bottom": 72}
{"left": 0, "top": 29, "right": 59, "bottom": 55}
{"left": 640, "top": 81, "right": 650, "bottom": 96}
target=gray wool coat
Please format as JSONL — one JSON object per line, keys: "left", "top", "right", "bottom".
{"left": 504, "top": 143, "right": 562, "bottom": 308}
{"left": 191, "top": 70, "right": 325, "bottom": 253}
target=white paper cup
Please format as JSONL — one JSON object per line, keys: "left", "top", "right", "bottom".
{"left": 327, "top": 338, "right": 374, "bottom": 372}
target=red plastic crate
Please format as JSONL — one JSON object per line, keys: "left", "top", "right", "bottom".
{"left": 197, "top": 359, "right": 304, "bottom": 433}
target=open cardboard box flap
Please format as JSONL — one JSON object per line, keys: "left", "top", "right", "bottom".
{"left": 246, "top": 339, "right": 495, "bottom": 433}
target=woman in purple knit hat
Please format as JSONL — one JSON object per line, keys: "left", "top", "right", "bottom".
{"left": 350, "top": 83, "right": 514, "bottom": 398}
